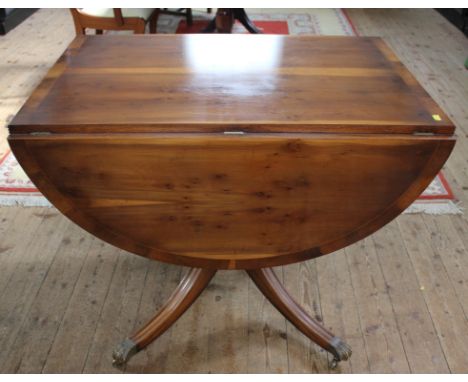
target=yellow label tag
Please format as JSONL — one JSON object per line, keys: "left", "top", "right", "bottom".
{"left": 432, "top": 114, "right": 442, "bottom": 121}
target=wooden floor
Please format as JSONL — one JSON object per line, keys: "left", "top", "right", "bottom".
{"left": 0, "top": 9, "right": 468, "bottom": 373}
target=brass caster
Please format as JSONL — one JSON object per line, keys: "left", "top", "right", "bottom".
{"left": 328, "top": 336, "right": 352, "bottom": 369}
{"left": 329, "top": 357, "right": 340, "bottom": 369}
{"left": 112, "top": 338, "right": 138, "bottom": 367}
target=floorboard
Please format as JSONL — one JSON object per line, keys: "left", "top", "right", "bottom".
{"left": 0, "top": 8, "right": 467, "bottom": 373}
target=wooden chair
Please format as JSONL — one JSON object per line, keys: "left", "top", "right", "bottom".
{"left": 70, "top": 8, "right": 160, "bottom": 35}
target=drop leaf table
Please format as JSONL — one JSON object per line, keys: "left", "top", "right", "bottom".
{"left": 8, "top": 35, "right": 455, "bottom": 368}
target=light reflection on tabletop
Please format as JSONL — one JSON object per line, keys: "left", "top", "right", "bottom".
{"left": 183, "top": 35, "right": 284, "bottom": 74}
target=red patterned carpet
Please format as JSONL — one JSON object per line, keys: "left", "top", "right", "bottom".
{"left": 176, "top": 20, "right": 290, "bottom": 34}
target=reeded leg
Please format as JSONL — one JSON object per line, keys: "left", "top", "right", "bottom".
{"left": 247, "top": 268, "right": 351, "bottom": 368}
{"left": 112, "top": 267, "right": 216, "bottom": 366}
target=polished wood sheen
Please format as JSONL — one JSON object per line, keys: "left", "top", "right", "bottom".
{"left": 9, "top": 133, "right": 454, "bottom": 269}
{"left": 112, "top": 267, "right": 216, "bottom": 365}
{"left": 10, "top": 35, "right": 454, "bottom": 135}
{"left": 247, "top": 268, "right": 352, "bottom": 365}
{"left": 7, "top": 35, "right": 456, "bottom": 367}
{"left": 8, "top": 35, "right": 456, "bottom": 269}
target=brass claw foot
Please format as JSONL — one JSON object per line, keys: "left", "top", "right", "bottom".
{"left": 329, "top": 336, "right": 352, "bottom": 369}
{"left": 112, "top": 338, "right": 138, "bottom": 367}
{"left": 112, "top": 268, "right": 353, "bottom": 369}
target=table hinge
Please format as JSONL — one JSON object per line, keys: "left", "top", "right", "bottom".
{"left": 30, "top": 132, "right": 52, "bottom": 136}
{"left": 413, "top": 131, "right": 435, "bottom": 136}
{"left": 223, "top": 131, "right": 245, "bottom": 135}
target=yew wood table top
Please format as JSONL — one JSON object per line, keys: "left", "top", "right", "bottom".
{"left": 11, "top": 35, "right": 453, "bottom": 135}
{"left": 9, "top": 35, "right": 455, "bottom": 269}
{"left": 8, "top": 34, "right": 456, "bottom": 368}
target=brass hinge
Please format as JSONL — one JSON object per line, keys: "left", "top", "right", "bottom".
{"left": 413, "top": 132, "right": 435, "bottom": 136}
{"left": 30, "top": 132, "right": 52, "bottom": 136}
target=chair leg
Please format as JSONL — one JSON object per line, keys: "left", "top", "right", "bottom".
{"left": 112, "top": 267, "right": 216, "bottom": 366}
{"left": 186, "top": 8, "right": 193, "bottom": 26}
{"left": 234, "top": 8, "right": 263, "bottom": 34}
{"left": 149, "top": 10, "right": 159, "bottom": 34}
{"left": 215, "top": 8, "right": 234, "bottom": 33}
{"left": 70, "top": 9, "right": 86, "bottom": 36}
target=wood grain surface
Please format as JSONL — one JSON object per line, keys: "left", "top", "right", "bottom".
{"left": 1, "top": 9, "right": 467, "bottom": 373}
{"left": 9, "top": 132, "right": 454, "bottom": 268}
{"left": 9, "top": 35, "right": 454, "bottom": 135}
{"left": 8, "top": 34, "right": 456, "bottom": 269}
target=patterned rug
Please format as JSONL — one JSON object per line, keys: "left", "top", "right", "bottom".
{"left": 159, "top": 8, "right": 356, "bottom": 35}
{"left": 0, "top": 9, "right": 461, "bottom": 214}
{"left": 176, "top": 19, "right": 290, "bottom": 34}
